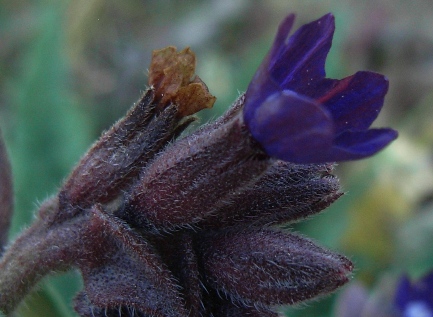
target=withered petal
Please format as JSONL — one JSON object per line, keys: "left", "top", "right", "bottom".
{"left": 148, "top": 46, "right": 215, "bottom": 116}
{"left": 174, "top": 77, "right": 216, "bottom": 117}
{"left": 149, "top": 46, "right": 196, "bottom": 91}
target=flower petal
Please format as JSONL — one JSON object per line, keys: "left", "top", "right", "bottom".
{"left": 271, "top": 13, "right": 335, "bottom": 91}
{"left": 395, "top": 275, "right": 413, "bottom": 310}
{"left": 244, "top": 14, "right": 335, "bottom": 128}
{"left": 326, "top": 128, "right": 398, "bottom": 161}
{"left": 245, "top": 90, "right": 334, "bottom": 163}
{"left": 269, "top": 14, "right": 296, "bottom": 63}
{"left": 395, "top": 272, "right": 433, "bottom": 312}
{"left": 247, "top": 14, "right": 295, "bottom": 96}
{"left": 318, "top": 71, "right": 389, "bottom": 134}
{"left": 244, "top": 13, "right": 397, "bottom": 164}
{"left": 334, "top": 282, "right": 369, "bottom": 317}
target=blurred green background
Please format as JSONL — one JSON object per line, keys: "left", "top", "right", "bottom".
{"left": 1, "top": 0, "right": 433, "bottom": 316}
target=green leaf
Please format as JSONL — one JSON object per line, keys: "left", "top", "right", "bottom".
{"left": 13, "top": 272, "right": 80, "bottom": 317}
{"left": 7, "top": 2, "right": 93, "bottom": 235}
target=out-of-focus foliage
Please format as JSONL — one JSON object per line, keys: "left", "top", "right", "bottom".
{"left": 1, "top": 0, "right": 433, "bottom": 316}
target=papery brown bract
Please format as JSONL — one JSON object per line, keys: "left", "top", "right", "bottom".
{"left": 200, "top": 228, "right": 352, "bottom": 311}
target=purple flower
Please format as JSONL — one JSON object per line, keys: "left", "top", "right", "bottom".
{"left": 243, "top": 13, "right": 398, "bottom": 163}
{"left": 395, "top": 272, "right": 433, "bottom": 317}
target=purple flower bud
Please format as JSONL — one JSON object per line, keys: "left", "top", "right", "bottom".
{"left": 58, "top": 89, "right": 183, "bottom": 220}
{"left": 58, "top": 46, "right": 216, "bottom": 223}
{"left": 121, "top": 98, "right": 269, "bottom": 232}
{"left": 207, "top": 298, "right": 279, "bottom": 317}
{"left": 75, "top": 205, "right": 187, "bottom": 317}
{"left": 243, "top": 13, "right": 397, "bottom": 163}
{"left": 149, "top": 232, "right": 203, "bottom": 317}
{"left": 200, "top": 228, "right": 352, "bottom": 311}
{"left": 198, "top": 160, "right": 341, "bottom": 229}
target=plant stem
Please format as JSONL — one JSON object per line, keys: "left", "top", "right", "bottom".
{"left": 0, "top": 198, "right": 87, "bottom": 314}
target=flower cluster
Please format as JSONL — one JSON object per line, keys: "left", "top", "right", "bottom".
{"left": 0, "top": 13, "right": 396, "bottom": 317}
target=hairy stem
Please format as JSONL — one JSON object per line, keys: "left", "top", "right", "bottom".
{"left": 0, "top": 198, "right": 88, "bottom": 314}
